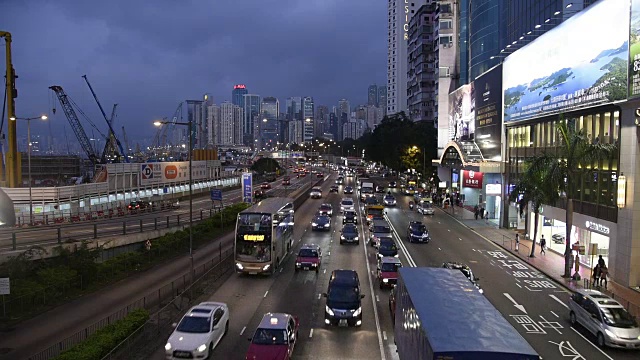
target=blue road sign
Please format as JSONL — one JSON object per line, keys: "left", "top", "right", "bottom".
{"left": 210, "top": 189, "right": 223, "bottom": 201}
{"left": 242, "top": 172, "right": 253, "bottom": 204}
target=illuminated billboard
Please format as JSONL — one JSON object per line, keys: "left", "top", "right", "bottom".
{"left": 630, "top": 0, "right": 640, "bottom": 97}
{"left": 448, "top": 83, "right": 475, "bottom": 142}
{"left": 503, "top": 0, "right": 629, "bottom": 122}
{"left": 474, "top": 65, "right": 502, "bottom": 161}
{"left": 139, "top": 161, "right": 211, "bottom": 186}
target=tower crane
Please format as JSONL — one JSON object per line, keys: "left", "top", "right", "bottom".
{"left": 121, "top": 126, "right": 132, "bottom": 160}
{"left": 81, "top": 75, "right": 129, "bottom": 163}
{"left": 49, "top": 85, "right": 100, "bottom": 164}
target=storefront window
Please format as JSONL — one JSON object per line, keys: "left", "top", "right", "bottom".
{"left": 613, "top": 111, "right": 620, "bottom": 144}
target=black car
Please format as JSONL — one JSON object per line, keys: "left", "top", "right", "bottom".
{"left": 318, "top": 203, "right": 334, "bottom": 217}
{"left": 343, "top": 210, "right": 358, "bottom": 224}
{"left": 323, "top": 270, "right": 365, "bottom": 327}
{"left": 343, "top": 186, "right": 354, "bottom": 194}
{"left": 329, "top": 185, "right": 339, "bottom": 193}
{"left": 377, "top": 237, "right": 398, "bottom": 258}
{"left": 407, "top": 221, "right": 430, "bottom": 243}
{"left": 388, "top": 181, "right": 397, "bottom": 188}
{"left": 340, "top": 223, "right": 359, "bottom": 245}
{"left": 442, "top": 262, "right": 482, "bottom": 293}
{"left": 312, "top": 215, "right": 332, "bottom": 231}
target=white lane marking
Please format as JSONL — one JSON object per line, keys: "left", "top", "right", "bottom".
{"left": 447, "top": 229, "right": 450, "bottom": 232}
{"left": 323, "top": 269, "right": 326, "bottom": 274}
{"left": 240, "top": 326, "right": 246, "bottom": 336}
{"left": 438, "top": 247, "right": 441, "bottom": 251}
{"left": 516, "top": 283, "right": 522, "bottom": 288}
{"left": 317, "top": 293, "right": 321, "bottom": 300}
{"left": 382, "top": 331, "right": 387, "bottom": 341}
{"left": 327, "top": 251, "right": 330, "bottom": 256}
{"left": 503, "top": 293, "right": 527, "bottom": 314}
{"left": 549, "top": 294, "right": 569, "bottom": 309}
{"left": 550, "top": 310, "right": 559, "bottom": 318}
{"left": 263, "top": 291, "right": 269, "bottom": 298}
{"left": 386, "top": 219, "right": 417, "bottom": 267}
{"left": 459, "top": 237, "right": 462, "bottom": 241}
{"left": 356, "top": 196, "right": 387, "bottom": 360}
{"left": 570, "top": 328, "right": 615, "bottom": 360}
{"left": 438, "top": 221, "right": 441, "bottom": 224}
{"left": 279, "top": 267, "right": 284, "bottom": 273}
{"left": 309, "top": 328, "right": 314, "bottom": 338}
{"left": 376, "top": 295, "right": 380, "bottom": 302}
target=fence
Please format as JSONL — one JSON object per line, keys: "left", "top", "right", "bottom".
{"left": 26, "top": 248, "right": 234, "bottom": 360}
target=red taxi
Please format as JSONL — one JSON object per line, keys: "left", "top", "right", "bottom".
{"left": 246, "top": 313, "right": 299, "bottom": 360}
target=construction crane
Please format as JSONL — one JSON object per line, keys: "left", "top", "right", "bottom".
{"left": 49, "top": 85, "right": 100, "bottom": 164}
{"left": 121, "top": 126, "right": 132, "bottom": 160}
{"left": 106, "top": 104, "right": 118, "bottom": 158}
{"left": 81, "top": 75, "right": 129, "bottom": 163}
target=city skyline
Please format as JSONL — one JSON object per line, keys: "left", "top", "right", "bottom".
{"left": 1, "top": 0, "right": 386, "bottom": 141}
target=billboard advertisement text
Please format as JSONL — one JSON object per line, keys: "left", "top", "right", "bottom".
{"left": 630, "top": 0, "right": 640, "bottom": 97}
{"left": 503, "top": 0, "right": 629, "bottom": 122}
{"left": 461, "top": 170, "right": 483, "bottom": 189}
{"left": 242, "top": 173, "right": 253, "bottom": 204}
{"left": 139, "top": 161, "right": 215, "bottom": 186}
{"left": 474, "top": 64, "right": 503, "bottom": 161}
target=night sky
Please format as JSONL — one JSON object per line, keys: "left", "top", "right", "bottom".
{"left": 2, "top": 0, "right": 386, "bottom": 142}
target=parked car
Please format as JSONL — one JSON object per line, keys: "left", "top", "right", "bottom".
{"left": 569, "top": 289, "right": 640, "bottom": 349}
{"left": 295, "top": 244, "right": 322, "bottom": 272}
{"left": 246, "top": 313, "right": 299, "bottom": 360}
{"left": 165, "top": 302, "right": 229, "bottom": 359}
{"left": 552, "top": 233, "right": 565, "bottom": 244}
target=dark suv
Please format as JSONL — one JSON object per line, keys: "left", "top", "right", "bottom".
{"left": 343, "top": 210, "right": 358, "bottom": 224}
{"left": 323, "top": 270, "right": 365, "bottom": 327}
{"left": 340, "top": 223, "right": 359, "bottom": 245}
{"left": 407, "top": 221, "right": 430, "bottom": 243}
{"left": 376, "top": 237, "right": 398, "bottom": 258}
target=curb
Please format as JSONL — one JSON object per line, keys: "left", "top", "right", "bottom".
{"left": 437, "top": 206, "right": 579, "bottom": 294}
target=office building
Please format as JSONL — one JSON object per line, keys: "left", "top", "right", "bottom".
{"left": 232, "top": 85, "right": 248, "bottom": 108}
{"left": 368, "top": 85, "right": 378, "bottom": 106}
{"left": 315, "top": 105, "right": 329, "bottom": 138}
{"left": 302, "top": 96, "right": 314, "bottom": 143}
{"left": 207, "top": 104, "right": 220, "bottom": 147}
{"left": 387, "top": 0, "right": 427, "bottom": 115}
{"left": 377, "top": 86, "right": 387, "bottom": 115}
{"left": 186, "top": 100, "right": 204, "bottom": 149}
{"left": 243, "top": 94, "right": 261, "bottom": 145}
{"left": 260, "top": 97, "right": 279, "bottom": 150}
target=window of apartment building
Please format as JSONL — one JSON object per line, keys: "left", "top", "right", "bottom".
{"left": 440, "top": 2, "right": 452, "bottom": 13}
{"left": 439, "top": 35, "right": 453, "bottom": 46}
{"left": 438, "top": 67, "right": 450, "bottom": 78}
{"left": 439, "top": 20, "right": 452, "bottom": 29}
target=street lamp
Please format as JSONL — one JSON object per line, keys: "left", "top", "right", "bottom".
{"left": 10, "top": 115, "right": 48, "bottom": 225}
{"left": 154, "top": 118, "right": 195, "bottom": 293}
{"left": 412, "top": 145, "right": 426, "bottom": 182}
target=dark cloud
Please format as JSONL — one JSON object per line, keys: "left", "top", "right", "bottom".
{"left": 1, "top": 0, "right": 386, "bottom": 143}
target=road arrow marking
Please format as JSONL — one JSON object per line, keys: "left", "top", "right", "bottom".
{"left": 504, "top": 293, "right": 527, "bottom": 314}
{"left": 549, "top": 294, "right": 569, "bottom": 309}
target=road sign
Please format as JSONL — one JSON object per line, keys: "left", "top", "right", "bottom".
{"left": 242, "top": 172, "right": 253, "bottom": 204}
{"left": 210, "top": 189, "right": 223, "bottom": 201}
{"left": 0, "top": 278, "right": 10, "bottom": 295}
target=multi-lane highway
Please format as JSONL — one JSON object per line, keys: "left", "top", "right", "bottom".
{"left": 151, "top": 171, "right": 638, "bottom": 359}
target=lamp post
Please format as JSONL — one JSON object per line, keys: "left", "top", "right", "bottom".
{"left": 154, "top": 119, "right": 194, "bottom": 293}
{"left": 10, "top": 115, "right": 48, "bottom": 225}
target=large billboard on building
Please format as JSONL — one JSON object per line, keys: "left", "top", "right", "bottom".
{"left": 503, "top": 0, "right": 629, "bottom": 122}
{"left": 139, "top": 161, "right": 215, "bottom": 186}
{"left": 448, "top": 83, "right": 475, "bottom": 142}
{"left": 474, "top": 64, "right": 503, "bottom": 161}
{"left": 629, "top": 0, "right": 640, "bottom": 97}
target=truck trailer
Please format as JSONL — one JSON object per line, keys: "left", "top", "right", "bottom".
{"left": 394, "top": 267, "right": 539, "bottom": 360}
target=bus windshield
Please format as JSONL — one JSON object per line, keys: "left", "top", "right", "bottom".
{"left": 237, "top": 213, "right": 272, "bottom": 263}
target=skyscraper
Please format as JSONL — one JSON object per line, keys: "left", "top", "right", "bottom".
{"left": 302, "top": 96, "right": 314, "bottom": 143}
{"left": 203, "top": 94, "right": 214, "bottom": 146}
{"left": 315, "top": 105, "right": 329, "bottom": 137}
{"left": 377, "top": 86, "right": 387, "bottom": 115}
{"left": 260, "top": 97, "right": 279, "bottom": 149}
{"left": 368, "top": 85, "right": 378, "bottom": 106}
{"left": 216, "top": 102, "right": 243, "bottom": 146}
{"left": 207, "top": 104, "right": 220, "bottom": 147}
{"left": 387, "top": 0, "right": 427, "bottom": 115}
{"left": 186, "top": 100, "right": 204, "bottom": 149}
{"left": 232, "top": 84, "right": 248, "bottom": 108}
{"left": 243, "top": 94, "right": 261, "bottom": 145}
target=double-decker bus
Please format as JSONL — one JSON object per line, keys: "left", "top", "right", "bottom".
{"left": 234, "top": 197, "right": 295, "bottom": 275}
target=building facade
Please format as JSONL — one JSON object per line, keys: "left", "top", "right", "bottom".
{"left": 216, "top": 102, "right": 243, "bottom": 146}
{"left": 407, "top": 2, "right": 438, "bottom": 123}
{"left": 232, "top": 85, "right": 248, "bottom": 108}
{"left": 302, "top": 96, "right": 315, "bottom": 143}
{"left": 368, "top": 85, "right": 378, "bottom": 106}
{"left": 243, "top": 94, "right": 261, "bottom": 145}
{"left": 186, "top": 100, "right": 204, "bottom": 149}
{"left": 260, "top": 97, "right": 279, "bottom": 150}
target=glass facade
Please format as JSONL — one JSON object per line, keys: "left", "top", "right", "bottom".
{"left": 468, "top": 0, "right": 503, "bottom": 80}
{"left": 457, "top": 0, "right": 469, "bottom": 85}
{"left": 506, "top": 106, "right": 620, "bottom": 222}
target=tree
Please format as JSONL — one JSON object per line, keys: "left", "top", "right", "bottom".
{"left": 250, "top": 158, "right": 281, "bottom": 174}
{"left": 509, "top": 163, "right": 559, "bottom": 257}
{"left": 527, "top": 119, "right": 616, "bottom": 277}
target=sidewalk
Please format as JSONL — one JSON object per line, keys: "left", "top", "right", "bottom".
{"left": 440, "top": 205, "right": 640, "bottom": 320}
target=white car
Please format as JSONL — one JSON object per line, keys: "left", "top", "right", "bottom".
{"left": 310, "top": 187, "right": 323, "bottom": 199}
{"left": 165, "top": 302, "right": 229, "bottom": 359}
{"left": 340, "top": 198, "right": 355, "bottom": 213}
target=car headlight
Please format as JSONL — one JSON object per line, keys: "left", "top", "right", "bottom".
{"left": 325, "top": 306, "right": 334, "bottom": 316}
{"left": 197, "top": 344, "right": 207, "bottom": 352}
{"left": 296, "top": 262, "right": 301, "bottom": 266}
{"left": 353, "top": 307, "right": 362, "bottom": 317}
{"left": 325, "top": 223, "right": 330, "bottom": 227}
{"left": 165, "top": 343, "right": 172, "bottom": 351}
{"left": 235, "top": 263, "right": 244, "bottom": 270}
{"left": 263, "top": 264, "right": 271, "bottom": 271}
{"left": 605, "top": 329, "right": 618, "bottom": 339}
{"left": 383, "top": 278, "right": 389, "bottom": 283}
{"left": 341, "top": 235, "right": 345, "bottom": 240}
{"left": 312, "top": 222, "right": 318, "bottom": 226}
{"left": 378, "top": 253, "right": 383, "bottom": 258}
{"left": 394, "top": 254, "right": 399, "bottom": 257}
{"left": 354, "top": 236, "right": 358, "bottom": 240}
{"left": 479, "top": 288, "right": 484, "bottom": 294}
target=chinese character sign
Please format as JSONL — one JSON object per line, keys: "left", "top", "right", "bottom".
{"left": 461, "top": 170, "right": 483, "bottom": 189}
{"left": 242, "top": 172, "right": 253, "bottom": 204}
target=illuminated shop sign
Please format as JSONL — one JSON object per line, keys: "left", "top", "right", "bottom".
{"left": 585, "top": 221, "right": 610, "bottom": 235}
{"left": 485, "top": 183, "right": 501, "bottom": 195}
{"left": 503, "top": 0, "right": 629, "bottom": 122}
{"left": 461, "top": 170, "right": 483, "bottom": 189}
{"left": 403, "top": 0, "right": 410, "bottom": 40}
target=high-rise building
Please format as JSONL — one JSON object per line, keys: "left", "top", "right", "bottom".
{"left": 243, "top": 94, "right": 261, "bottom": 145}
{"left": 328, "top": 113, "right": 339, "bottom": 140}
{"left": 457, "top": 0, "right": 470, "bottom": 86}
{"left": 407, "top": 2, "right": 438, "bottom": 123}
{"left": 203, "top": 94, "right": 214, "bottom": 147}
{"left": 338, "top": 99, "right": 350, "bottom": 119}
{"left": 368, "top": 85, "right": 378, "bottom": 106}
{"left": 302, "top": 96, "right": 314, "bottom": 143}
{"left": 377, "top": 86, "right": 387, "bottom": 115}
{"left": 259, "top": 97, "right": 279, "bottom": 149}
{"left": 315, "top": 105, "right": 329, "bottom": 138}
{"left": 232, "top": 85, "right": 248, "bottom": 108}
{"left": 186, "top": 100, "right": 204, "bottom": 149}
{"left": 387, "top": 0, "right": 427, "bottom": 115}
{"left": 215, "top": 102, "right": 243, "bottom": 146}
{"left": 207, "top": 104, "right": 220, "bottom": 147}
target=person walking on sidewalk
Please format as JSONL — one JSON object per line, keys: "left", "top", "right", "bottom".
{"left": 515, "top": 233, "right": 520, "bottom": 252}
{"left": 593, "top": 264, "right": 601, "bottom": 287}
{"left": 600, "top": 265, "right": 609, "bottom": 289}
{"left": 474, "top": 205, "right": 479, "bottom": 220}
{"left": 598, "top": 255, "right": 606, "bottom": 268}
{"left": 540, "top": 235, "right": 546, "bottom": 255}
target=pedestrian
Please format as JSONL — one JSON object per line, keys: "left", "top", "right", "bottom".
{"left": 474, "top": 205, "right": 479, "bottom": 220}
{"left": 593, "top": 264, "right": 601, "bottom": 287}
{"left": 480, "top": 207, "right": 484, "bottom": 219}
{"left": 600, "top": 265, "right": 608, "bottom": 289}
{"left": 598, "top": 255, "right": 605, "bottom": 268}
{"left": 540, "top": 235, "right": 546, "bottom": 255}
{"left": 515, "top": 233, "right": 520, "bottom": 251}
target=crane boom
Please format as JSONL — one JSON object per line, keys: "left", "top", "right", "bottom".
{"left": 101, "top": 104, "right": 118, "bottom": 161}
{"left": 81, "top": 75, "right": 129, "bottom": 163}
{"left": 49, "top": 85, "right": 99, "bottom": 164}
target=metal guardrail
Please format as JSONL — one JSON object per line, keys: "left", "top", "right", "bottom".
{"left": 27, "top": 248, "right": 234, "bottom": 360}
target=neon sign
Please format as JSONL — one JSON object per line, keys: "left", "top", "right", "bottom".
{"left": 244, "top": 234, "right": 265, "bottom": 242}
{"left": 234, "top": 84, "right": 246, "bottom": 89}
{"left": 403, "top": 0, "right": 409, "bottom": 40}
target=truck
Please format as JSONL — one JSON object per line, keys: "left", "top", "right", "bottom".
{"left": 394, "top": 267, "right": 539, "bottom": 360}
{"left": 359, "top": 181, "right": 375, "bottom": 200}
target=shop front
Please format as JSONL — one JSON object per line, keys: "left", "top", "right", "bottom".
{"left": 528, "top": 205, "right": 614, "bottom": 268}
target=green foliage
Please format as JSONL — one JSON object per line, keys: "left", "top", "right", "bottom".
{"left": 53, "top": 308, "right": 149, "bottom": 360}
{"left": 251, "top": 158, "right": 281, "bottom": 174}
